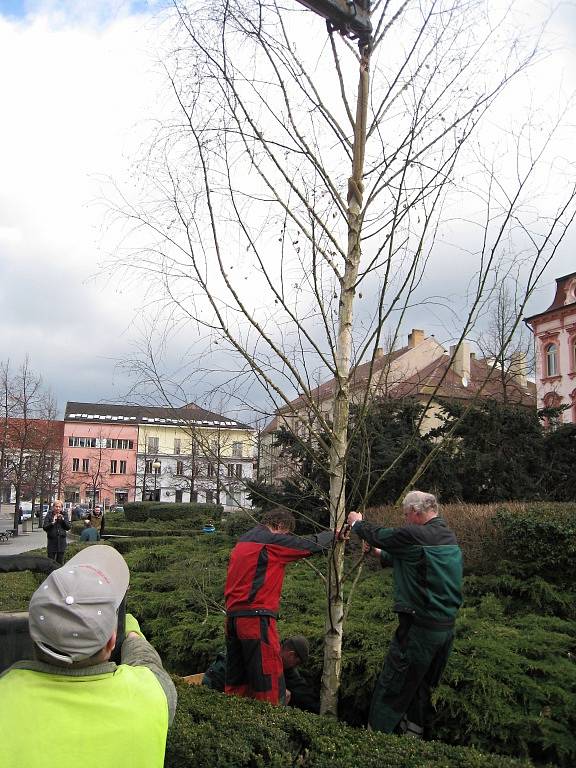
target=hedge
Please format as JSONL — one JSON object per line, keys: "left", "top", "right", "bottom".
{"left": 166, "top": 682, "right": 533, "bottom": 768}
{"left": 124, "top": 502, "right": 223, "bottom": 523}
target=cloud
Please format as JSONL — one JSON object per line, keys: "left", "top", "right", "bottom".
{"left": 0, "top": 5, "right": 164, "bottom": 408}
{"left": 0, "top": 1, "right": 574, "bottom": 419}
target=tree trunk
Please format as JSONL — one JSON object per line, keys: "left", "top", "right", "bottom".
{"left": 320, "top": 40, "right": 370, "bottom": 716}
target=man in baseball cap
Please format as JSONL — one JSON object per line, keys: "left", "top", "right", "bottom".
{"left": 0, "top": 545, "right": 177, "bottom": 768}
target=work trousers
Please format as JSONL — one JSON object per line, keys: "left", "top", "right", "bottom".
{"left": 224, "top": 615, "right": 285, "bottom": 705}
{"left": 369, "top": 616, "right": 454, "bottom": 735}
{"left": 47, "top": 549, "right": 65, "bottom": 565}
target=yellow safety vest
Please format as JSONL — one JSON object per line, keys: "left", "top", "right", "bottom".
{"left": 0, "top": 663, "right": 169, "bottom": 768}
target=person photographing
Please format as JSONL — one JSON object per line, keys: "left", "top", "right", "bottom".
{"left": 43, "top": 499, "right": 71, "bottom": 565}
{"left": 0, "top": 545, "right": 176, "bottom": 768}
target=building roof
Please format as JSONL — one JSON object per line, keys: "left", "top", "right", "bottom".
{"left": 525, "top": 271, "right": 576, "bottom": 325}
{"left": 392, "top": 354, "right": 535, "bottom": 407}
{"left": 262, "top": 337, "right": 535, "bottom": 435}
{"left": 64, "top": 402, "right": 253, "bottom": 431}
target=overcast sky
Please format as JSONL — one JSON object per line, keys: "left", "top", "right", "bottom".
{"left": 0, "top": 0, "right": 575, "bottom": 419}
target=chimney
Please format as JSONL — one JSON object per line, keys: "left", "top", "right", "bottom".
{"left": 449, "top": 342, "right": 471, "bottom": 384}
{"left": 510, "top": 351, "right": 527, "bottom": 389}
{"left": 374, "top": 347, "right": 384, "bottom": 359}
{"left": 408, "top": 329, "right": 425, "bottom": 348}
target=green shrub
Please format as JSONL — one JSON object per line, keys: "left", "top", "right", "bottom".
{"left": 167, "top": 682, "right": 533, "bottom": 768}
{"left": 492, "top": 507, "right": 576, "bottom": 587}
{"left": 221, "top": 510, "right": 259, "bottom": 537}
{"left": 124, "top": 502, "right": 223, "bottom": 524}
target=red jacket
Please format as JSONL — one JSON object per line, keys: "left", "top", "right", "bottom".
{"left": 225, "top": 525, "right": 333, "bottom": 616}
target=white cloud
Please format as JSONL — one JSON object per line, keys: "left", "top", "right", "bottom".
{"left": 0, "top": 6, "right": 165, "bottom": 406}
{"left": 0, "top": 1, "right": 574, "bottom": 415}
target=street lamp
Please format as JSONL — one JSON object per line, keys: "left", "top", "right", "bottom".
{"left": 152, "top": 459, "right": 161, "bottom": 501}
{"left": 294, "top": 0, "right": 371, "bottom": 43}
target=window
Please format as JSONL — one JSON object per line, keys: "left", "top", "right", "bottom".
{"left": 205, "top": 490, "right": 213, "bottom": 504}
{"left": 207, "top": 462, "right": 215, "bottom": 478}
{"left": 110, "top": 460, "right": 118, "bottom": 474}
{"left": 176, "top": 461, "right": 184, "bottom": 476}
{"left": 147, "top": 437, "right": 159, "bottom": 453}
{"left": 68, "top": 437, "right": 97, "bottom": 448}
{"left": 545, "top": 343, "right": 558, "bottom": 377}
{"left": 104, "top": 438, "right": 134, "bottom": 450}
{"left": 82, "top": 458, "right": 89, "bottom": 473}
{"left": 572, "top": 338, "right": 576, "bottom": 372}
{"left": 232, "top": 442, "right": 243, "bottom": 458}
{"left": 235, "top": 464, "right": 243, "bottom": 478}
{"left": 145, "top": 459, "right": 153, "bottom": 474}
{"left": 175, "top": 489, "right": 183, "bottom": 503}
{"left": 119, "top": 461, "right": 127, "bottom": 474}
{"left": 72, "top": 458, "right": 79, "bottom": 472}
{"left": 45, "top": 456, "right": 54, "bottom": 472}
{"left": 174, "top": 438, "right": 181, "bottom": 455}
{"left": 227, "top": 463, "right": 235, "bottom": 477}
{"left": 190, "top": 491, "right": 198, "bottom": 503}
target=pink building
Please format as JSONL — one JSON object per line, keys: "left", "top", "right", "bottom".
{"left": 62, "top": 404, "right": 138, "bottom": 506}
{"left": 525, "top": 271, "right": 576, "bottom": 424}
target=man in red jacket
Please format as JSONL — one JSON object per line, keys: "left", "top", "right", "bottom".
{"left": 224, "top": 506, "right": 333, "bottom": 704}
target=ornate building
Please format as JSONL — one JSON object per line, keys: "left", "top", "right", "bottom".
{"left": 525, "top": 271, "right": 576, "bottom": 424}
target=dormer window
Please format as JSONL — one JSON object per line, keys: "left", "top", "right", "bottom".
{"left": 545, "top": 343, "right": 558, "bottom": 377}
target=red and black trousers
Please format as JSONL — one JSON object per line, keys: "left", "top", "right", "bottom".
{"left": 224, "top": 611, "right": 285, "bottom": 705}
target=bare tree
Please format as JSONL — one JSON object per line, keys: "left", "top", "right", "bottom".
{"left": 475, "top": 280, "right": 534, "bottom": 403}
{"left": 109, "top": 0, "right": 576, "bottom": 712}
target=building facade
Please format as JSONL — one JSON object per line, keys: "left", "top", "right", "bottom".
{"left": 525, "top": 271, "right": 576, "bottom": 424}
{"left": 135, "top": 410, "right": 254, "bottom": 509}
{"left": 260, "top": 328, "right": 535, "bottom": 484}
{"left": 0, "top": 418, "right": 64, "bottom": 507}
{"left": 62, "top": 407, "right": 139, "bottom": 506}
{"left": 63, "top": 402, "right": 255, "bottom": 510}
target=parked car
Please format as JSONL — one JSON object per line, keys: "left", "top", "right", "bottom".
{"left": 109, "top": 505, "right": 124, "bottom": 514}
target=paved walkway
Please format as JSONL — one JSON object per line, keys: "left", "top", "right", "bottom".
{"left": 0, "top": 518, "right": 47, "bottom": 556}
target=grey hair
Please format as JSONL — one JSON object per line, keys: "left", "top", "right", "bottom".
{"left": 403, "top": 491, "right": 438, "bottom": 515}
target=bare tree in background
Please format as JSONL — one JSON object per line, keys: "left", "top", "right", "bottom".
{"left": 475, "top": 280, "right": 534, "bottom": 403}
{"left": 0, "top": 358, "right": 57, "bottom": 534}
{"left": 110, "top": 0, "right": 576, "bottom": 712}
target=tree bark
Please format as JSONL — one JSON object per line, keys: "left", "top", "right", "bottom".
{"left": 320, "top": 40, "right": 371, "bottom": 717}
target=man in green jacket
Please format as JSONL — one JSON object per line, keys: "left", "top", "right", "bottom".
{"left": 0, "top": 545, "right": 177, "bottom": 768}
{"left": 203, "top": 635, "right": 319, "bottom": 713}
{"left": 348, "top": 490, "right": 462, "bottom": 738}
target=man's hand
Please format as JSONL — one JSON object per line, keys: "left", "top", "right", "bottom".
{"left": 285, "top": 689, "right": 292, "bottom": 705}
{"left": 347, "top": 510, "right": 363, "bottom": 526}
{"left": 362, "top": 541, "right": 382, "bottom": 558}
{"left": 336, "top": 524, "right": 351, "bottom": 542}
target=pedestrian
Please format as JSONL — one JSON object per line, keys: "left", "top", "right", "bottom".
{"left": 43, "top": 499, "right": 71, "bottom": 565}
{"left": 90, "top": 504, "right": 105, "bottom": 538}
{"left": 80, "top": 518, "right": 99, "bottom": 543}
{"left": 203, "top": 634, "right": 319, "bottom": 713}
{"left": 347, "top": 490, "right": 463, "bottom": 738}
{"left": 224, "top": 506, "right": 333, "bottom": 704}
{"left": 0, "top": 545, "right": 177, "bottom": 768}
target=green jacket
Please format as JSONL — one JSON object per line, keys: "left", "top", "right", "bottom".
{"left": 353, "top": 517, "right": 463, "bottom": 625}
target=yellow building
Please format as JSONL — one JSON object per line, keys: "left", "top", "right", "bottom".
{"left": 135, "top": 406, "right": 255, "bottom": 509}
